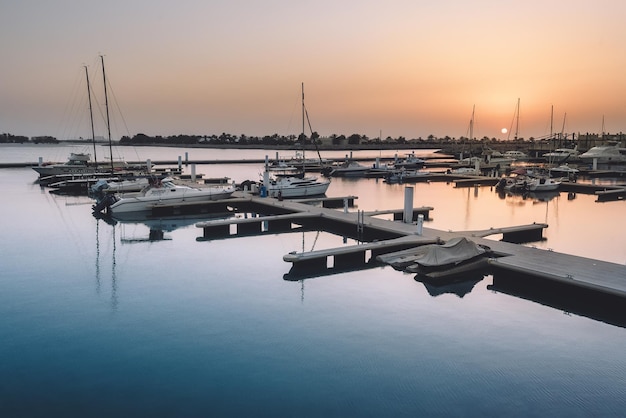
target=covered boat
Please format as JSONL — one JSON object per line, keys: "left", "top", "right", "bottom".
{"left": 377, "top": 237, "right": 492, "bottom": 280}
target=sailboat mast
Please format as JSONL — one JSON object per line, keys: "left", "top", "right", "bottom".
{"left": 550, "top": 105, "right": 554, "bottom": 140}
{"left": 514, "top": 98, "right": 520, "bottom": 140}
{"left": 301, "top": 82, "right": 305, "bottom": 173}
{"left": 469, "top": 105, "right": 475, "bottom": 141}
{"left": 301, "top": 83, "right": 305, "bottom": 142}
{"left": 100, "top": 55, "right": 114, "bottom": 173}
{"left": 84, "top": 65, "right": 97, "bottom": 168}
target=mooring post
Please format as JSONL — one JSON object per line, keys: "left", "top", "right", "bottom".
{"left": 185, "top": 152, "right": 189, "bottom": 165}
{"left": 344, "top": 197, "right": 349, "bottom": 213}
{"left": 416, "top": 214, "right": 424, "bottom": 235}
{"left": 38, "top": 157, "right": 43, "bottom": 167}
{"left": 146, "top": 159, "right": 152, "bottom": 173}
{"left": 178, "top": 156, "right": 182, "bottom": 171}
{"left": 262, "top": 155, "right": 270, "bottom": 197}
{"left": 191, "top": 164, "right": 196, "bottom": 182}
{"left": 403, "top": 186, "right": 414, "bottom": 223}
{"left": 593, "top": 157, "right": 598, "bottom": 170}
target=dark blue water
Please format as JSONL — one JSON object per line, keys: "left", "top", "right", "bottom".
{"left": 1, "top": 145, "right": 625, "bottom": 416}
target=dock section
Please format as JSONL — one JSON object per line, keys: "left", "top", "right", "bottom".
{"left": 194, "top": 191, "right": 625, "bottom": 303}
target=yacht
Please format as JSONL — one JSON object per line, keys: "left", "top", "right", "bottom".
{"left": 325, "top": 160, "right": 371, "bottom": 177}
{"left": 579, "top": 143, "right": 626, "bottom": 164}
{"left": 393, "top": 152, "right": 426, "bottom": 169}
{"left": 503, "top": 150, "right": 528, "bottom": 161}
{"left": 263, "top": 175, "right": 330, "bottom": 198}
{"left": 542, "top": 147, "right": 580, "bottom": 163}
{"left": 93, "top": 177, "right": 235, "bottom": 214}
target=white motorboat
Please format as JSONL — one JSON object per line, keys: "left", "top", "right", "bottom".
{"left": 450, "top": 167, "right": 481, "bottom": 175}
{"left": 94, "top": 177, "right": 235, "bottom": 214}
{"left": 496, "top": 171, "right": 560, "bottom": 193}
{"left": 480, "top": 148, "right": 515, "bottom": 166}
{"left": 549, "top": 164, "right": 579, "bottom": 177}
{"left": 542, "top": 147, "right": 580, "bottom": 162}
{"left": 384, "top": 169, "right": 431, "bottom": 184}
{"left": 91, "top": 177, "right": 150, "bottom": 194}
{"left": 326, "top": 160, "right": 371, "bottom": 177}
{"left": 503, "top": 150, "right": 528, "bottom": 160}
{"left": 264, "top": 175, "right": 330, "bottom": 198}
{"left": 526, "top": 176, "right": 561, "bottom": 192}
{"left": 393, "top": 152, "right": 425, "bottom": 169}
{"left": 579, "top": 143, "right": 626, "bottom": 164}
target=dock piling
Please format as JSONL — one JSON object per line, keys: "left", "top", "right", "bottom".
{"left": 403, "top": 187, "right": 414, "bottom": 223}
{"left": 417, "top": 214, "right": 424, "bottom": 235}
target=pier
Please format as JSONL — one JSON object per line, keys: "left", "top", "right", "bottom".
{"left": 194, "top": 191, "right": 625, "bottom": 303}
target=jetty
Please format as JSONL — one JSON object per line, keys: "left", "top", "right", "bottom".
{"left": 193, "top": 191, "right": 624, "bottom": 300}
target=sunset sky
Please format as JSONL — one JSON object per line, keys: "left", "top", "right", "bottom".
{"left": 2, "top": 0, "right": 625, "bottom": 141}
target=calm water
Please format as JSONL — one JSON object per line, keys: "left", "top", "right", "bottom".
{"left": 1, "top": 144, "right": 625, "bottom": 416}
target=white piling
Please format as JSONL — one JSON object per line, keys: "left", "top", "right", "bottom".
{"left": 416, "top": 214, "right": 424, "bottom": 235}
{"left": 403, "top": 186, "right": 414, "bottom": 224}
{"left": 191, "top": 164, "right": 196, "bottom": 181}
{"left": 593, "top": 158, "right": 598, "bottom": 170}
{"left": 262, "top": 155, "right": 270, "bottom": 197}
{"left": 185, "top": 152, "right": 189, "bottom": 164}
{"left": 38, "top": 157, "right": 43, "bottom": 166}
{"left": 178, "top": 156, "right": 182, "bottom": 171}
{"left": 146, "top": 159, "right": 152, "bottom": 173}
{"left": 343, "top": 197, "right": 349, "bottom": 213}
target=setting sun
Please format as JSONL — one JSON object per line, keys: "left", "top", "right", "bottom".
{"left": 501, "top": 128, "right": 508, "bottom": 134}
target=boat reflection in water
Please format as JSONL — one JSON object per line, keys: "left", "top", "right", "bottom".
{"left": 94, "top": 210, "right": 234, "bottom": 242}
{"left": 418, "top": 273, "right": 486, "bottom": 298}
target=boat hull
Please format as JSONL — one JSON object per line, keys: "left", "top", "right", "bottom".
{"left": 109, "top": 187, "right": 234, "bottom": 213}
{"left": 266, "top": 178, "right": 330, "bottom": 198}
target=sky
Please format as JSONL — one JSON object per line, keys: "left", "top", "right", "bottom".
{"left": 2, "top": 0, "right": 626, "bottom": 141}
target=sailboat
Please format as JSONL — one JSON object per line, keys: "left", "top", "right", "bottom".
{"left": 33, "top": 57, "right": 134, "bottom": 178}
{"left": 261, "top": 83, "right": 330, "bottom": 198}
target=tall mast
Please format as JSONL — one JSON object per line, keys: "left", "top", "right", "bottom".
{"left": 514, "top": 98, "right": 520, "bottom": 140}
{"left": 601, "top": 115, "right": 605, "bottom": 139}
{"left": 469, "top": 104, "right": 475, "bottom": 141}
{"left": 550, "top": 105, "right": 554, "bottom": 139}
{"left": 301, "top": 82, "right": 305, "bottom": 173}
{"left": 100, "top": 55, "right": 114, "bottom": 173}
{"left": 84, "top": 65, "right": 97, "bottom": 168}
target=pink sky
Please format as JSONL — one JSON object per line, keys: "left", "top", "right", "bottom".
{"left": 1, "top": 1, "right": 625, "bottom": 140}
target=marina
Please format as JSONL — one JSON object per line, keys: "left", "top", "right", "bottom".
{"left": 1, "top": 144, "right": 626, "bottom": 416}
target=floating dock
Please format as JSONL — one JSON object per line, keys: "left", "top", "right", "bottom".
{"left": 193, "top": 191, "right": 625, "bottom": 305}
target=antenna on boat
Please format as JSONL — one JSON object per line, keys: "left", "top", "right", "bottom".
{"left": 84, "top": 65, "right": 97, "bottom": 168}
{"left": 100, "top": 55, "right": 114, "bottom": 173}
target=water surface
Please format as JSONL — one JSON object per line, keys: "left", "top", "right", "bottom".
{"left": 1, "top": 145, "right": 625, "bottom": 416}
